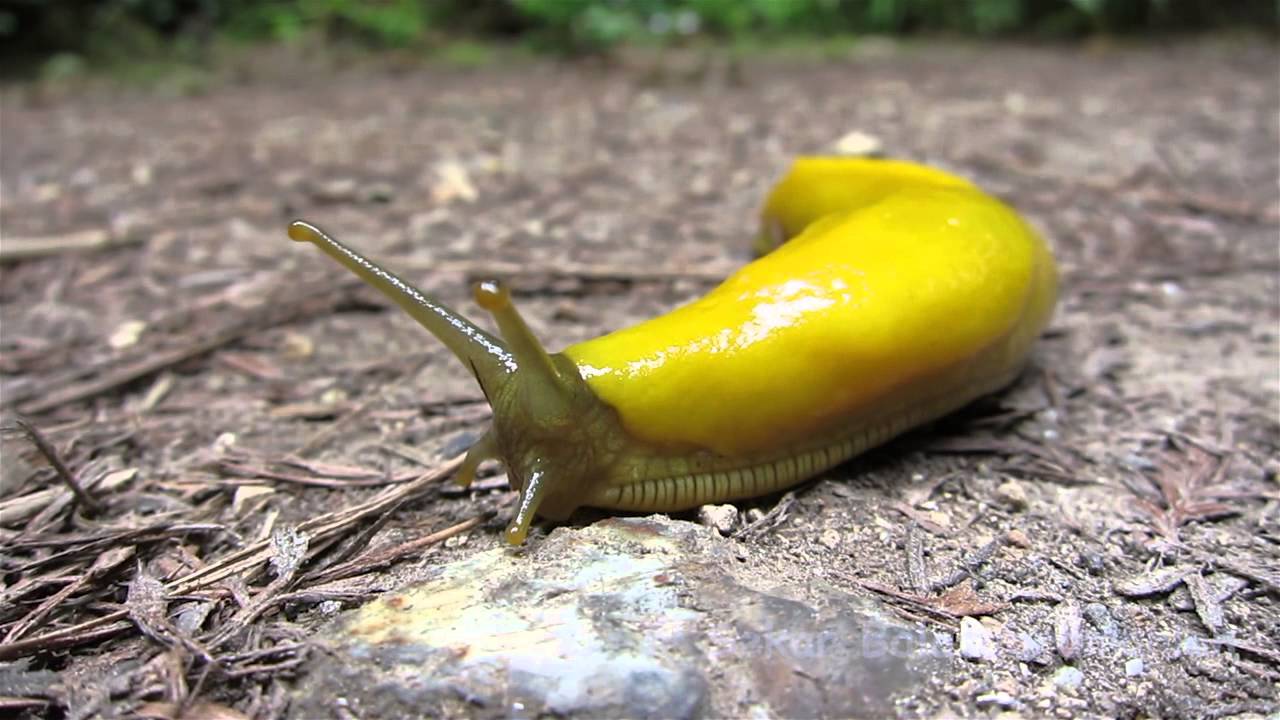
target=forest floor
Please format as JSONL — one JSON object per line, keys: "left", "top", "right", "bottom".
{"left": 1, "top": 37, "right": 1278, "bottom": 718}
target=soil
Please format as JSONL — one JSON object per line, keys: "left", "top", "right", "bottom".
{"left": 1, "top": 37, "right": 1277, "bottom": 718}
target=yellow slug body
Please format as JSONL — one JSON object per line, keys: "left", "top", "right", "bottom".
{"left": 567, "top": 158, "right": 1058, "bottom": 459}
{"left": 754, "top": 156, "right": 978, "bottom": 253}
{"left": 287, "top": 156, "right": 1058, "bottom": 545}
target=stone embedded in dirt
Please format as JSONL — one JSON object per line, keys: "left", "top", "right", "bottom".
{"left": 290, "top": 516, "right": 952, "bottom": 719}
{"left": 363, "top": 181, "right": 396, "bottom": 204}
{"left": 1014, "top": 632, "right": 1053, "bottom": 666}
{"left": 310, "top": 178, "right": 358, "bottom": 204}
{"left": 695, "top": 503, "right": 737, "bottom": 535}
{"left": 1005, "top": 528, "right": 1031, "bottom": 548}
{"left": 1052, "top": 665, "right": 1085, "bottom": 693}
{"left": 993, "top": 478, "right": 1029, "bottom": 510}
{"left": 974, "top": 690, "right": 1018, "bottom": 709}
{"left": 958, "top": 616, "right": 996, "bottom": 662}
{"left": 1125, "top": 657, "right": 1144, "bottom": 677}
{"left": 1082, "top": 602, "right": 1116, "bottom": 637}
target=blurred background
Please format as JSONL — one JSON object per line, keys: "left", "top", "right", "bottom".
{"left": 3, "top": 0, "right": 1276, "bottom": 79}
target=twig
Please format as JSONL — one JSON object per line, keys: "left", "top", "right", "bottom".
{"left": 3, "top": 546, "right": 135, "bottom": 643}
{"left": 906, "top": 526, "right": 928, "bottom": 592}
{"left": 891, "top": 501, "right": 955, "bottom": 537}
{"left": 216, "top": 461, "right": 418, "bottom": 488}
{"left": 0, "top": 454, "right": 463, "bottom": 662}
{"left": 1204, "top": 637, "right": 1280, "bottom": 668}
{"left": 203, "top": 530, "right": 308, "bottom": 652}
{"left": 12, "top": 278, "right": 359, "bottom": 416}
{"left": 1190, "top": 550, "right": 1280, "bottom": 595}
{"left": 13, "top": 419, "right": 103, "bottom": 512}
{"left": 304, "top": 511, "right": 494, "bottom": 586}
{"left": 928, "top": 535, "right": 1004, "bottom": 592}
{"left": 834, "top": 573, "right": 959, "bottom": 628}
{"left": 19, "top": 330, "right": 255, "bottom": 416}
{"left": 733, "top": 491, "right": 797, "bottom": 540}
{"left": 0, "top": 228, "right": 144, "bottom": 263}
{"left": 0, "top": 617, "right": 134, "bottom": 661}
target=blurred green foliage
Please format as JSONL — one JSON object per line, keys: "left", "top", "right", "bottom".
{"left": 1, "top": 0, "right": 1275, "bottom": 67}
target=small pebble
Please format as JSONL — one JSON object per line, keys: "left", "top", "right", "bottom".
{"left": 818, "top": 529, "right": 842, "bottom": 550}
{"left": 958, "top": 617, "right": 996, "bottom": 661}
{"left": 1006, "top": 528, "right": 1031, "bottom": 548}
{"left": 109, "top": 319, "right": 147, "bottom": 349}
{"left": 1124, "top": 658, "right": 1144, "bottom": 677}
{"left": 312, "top": 177, "right": 358, "bottom": 203}
{"left": 1082, "top": 603, "right": 1115, "bottom": 637}
{"left": 213, "top": 432, "right": 237, "bottom": 453}
{"left": 1076, "top": 551, "right": 1106, "bottom": 576}
{"left": 975, "top": 691, "right": 1018, "bottom": 709}
{"left": 831, "top": 130, "right": 883, "bottom": 156}
{"left": 1016, "top": 633, "right": 1051, "bottom": 665}
{"left": 994, "top": 479, "right": 1028, "bottom": 510}
{"left": 1179, "top": 636, "right": 1208, "bottom": 657}
{"left": 745, "top": 508, "right": 765, "bottom": 525}
{"left": 1052, "top": 666, "right": 1084, "bottom": 692}
{"left": 364, "top": 182, "right": 396, "bottom": 203}
{"left": 698, "top": 504, "right": 739, "bottom": 535}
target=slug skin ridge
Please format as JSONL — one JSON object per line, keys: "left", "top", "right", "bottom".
{"left": 287, "top": 156, "right": 1058, "bottom": 544}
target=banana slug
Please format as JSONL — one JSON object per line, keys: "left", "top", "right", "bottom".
{"left": 287, "top": 157, "right": 1058, "bottom": 545}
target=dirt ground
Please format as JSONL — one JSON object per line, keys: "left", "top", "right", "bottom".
{"left": 1, "top": 37, "right": 1277, "bottom": 719}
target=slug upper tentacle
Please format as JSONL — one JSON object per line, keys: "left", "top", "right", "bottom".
{"left": 287, "top": 157, "right": 1058, "bottom": 545}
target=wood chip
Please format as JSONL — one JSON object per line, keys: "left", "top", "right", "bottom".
{"left": 1054, "top": 599, "right": 1084, "bottom": 661}
{"left": 1183, "top": 573, "right": 1225, "bottom": 635}
{"left": 1112, "top": 566, "right": 1192, "bottom": 597}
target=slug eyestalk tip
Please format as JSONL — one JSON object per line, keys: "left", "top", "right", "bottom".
{"left": 471, "top": 279, "right": 573, "bottom": 422}
{"left": 287, "top": 220, "right": 324, "bottom": 244}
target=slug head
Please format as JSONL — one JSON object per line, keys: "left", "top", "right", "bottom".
{"left": 288, "top": 221, "right": 622, "bottom": 545}
{"left": 467, "top": 280, "right": 629, "bottom": 545}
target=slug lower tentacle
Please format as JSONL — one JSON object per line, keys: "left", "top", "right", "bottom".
{"left": 288, "top": 156, "right": 1058, "bottom": 545}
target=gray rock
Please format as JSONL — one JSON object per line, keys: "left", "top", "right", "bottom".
{"left": 290, "top": 516, "right": 951, "bottom": 719}
{"left": 1015, "top": 632, "right": 1052, "bottom": 665}
{"left": 1082, "top": 602, "right": 1116, "bottom": 637}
